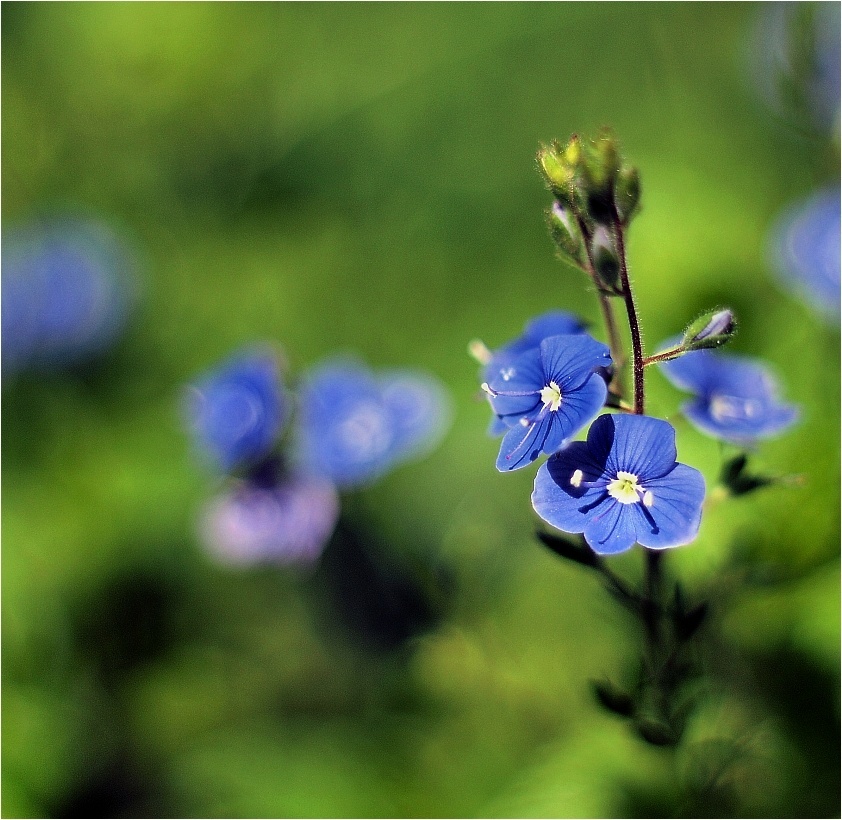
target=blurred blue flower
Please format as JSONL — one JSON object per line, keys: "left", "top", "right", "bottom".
{"left": 480, "top": 311, "right": 588, "bottom": 436}
{"left": 658, "top": 340, "right": 799, "bottom": 444}
{"left": 768, "top": 187, "right": 840, "bottom": 323}
{"left": 295, "top": 358, "right": 451, "bottom": 489}
{"left": 483, "top": 334, "right": 611, "bottom": 472}
{"left": 532, "top": 414, "right": 706, "bottom": 555}
{"left": 2, "top": 217, "right": 135, "bottom": 376}
{"left": 186, "top": 349, "right": 287, "bottom": 473}
{"left": 749, "top": 2, "right": 841, "bottom": 132}
{"left": 200, "top": 473, "right": 339, "bottom": 566}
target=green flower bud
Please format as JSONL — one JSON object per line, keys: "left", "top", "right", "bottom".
{"left": 536, "top": 142, "right": 574, "bottom": 203}
{"left": 614, "top": 165, "right": 641, "bottom": 224}
{"left": 589, "top": 225, "right": 620, "bottom": 290}
{"left": 682, "top": 308, "right": 737, "bottom": 351}
{"left": 546, "top": 201, "right": 585, "bottom": 265}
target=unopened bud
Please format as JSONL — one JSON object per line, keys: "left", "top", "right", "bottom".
{"left": 682, "top": 309, "right": 737, "bottom": 351}
{"left": 537, "top": 142, "right": 574, "bottom": 202}
{"left": 546, "top": 201, "right": 585, "bottom": 265}
{"left": 614, "top": 166, "right": 641, "bottom": 224}
{"left": 589, "top": 225, "right": 620, "bottom": 290}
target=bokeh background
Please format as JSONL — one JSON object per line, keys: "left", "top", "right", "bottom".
{"left": 3, "top": 3, "right": 839, "bottom": 817}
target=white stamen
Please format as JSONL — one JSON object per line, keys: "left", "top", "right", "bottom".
{"left": 570, "top": 469, "right": 583, "bottom": 488}
{"left": 643, "top": 490, "right": 654, "bottom": 507}
{"left": 481, "top": 382, "right": 496, "bottom": 396}
{"left": 519, "top": 417, "right": 530, "bottom": 427}
{"left": 468, "top": 339, "right": 492, "bottom": 366}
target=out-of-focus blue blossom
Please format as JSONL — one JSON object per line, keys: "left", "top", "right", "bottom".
{"left": 658, "top": 339, "right": 799, "bottom": 444}
{"left": 2, "top": 217, "right": 135, "bottom": 376}
{"left": 768, "top": 187, "right": 840, "bottom": 323}
{"left": 186, "top": 349, "right": 287, "bottom": 473}
{"left": 479, "top": 311, "right": 588, "bottom": 436}
{"left": 748, "top": 1, "right": 841, "bottom": 132}
{"left": 294, "top": 358, "right": 452, "bottom": 489}
{"left": 483, "top": 334, "right": 611, "bottom": 472}
{"left": 200, "top": 473, "right": 339, "bottom": 566}
{"left": 532, "top": 414, "right": 706, "bottom": 555}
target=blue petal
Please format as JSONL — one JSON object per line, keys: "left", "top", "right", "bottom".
{"left": 486, "top": 346, "right": 544, "bottom": 422}
{"left": 539, "top": 334, "right": 612, "bottom": 387}
{"left": 682, "top": 396, "right": 800, "bottom": 444}
{"left": 380, "top": 370, "right": 452, "bottom": 462}
{"left": 608, "top": 414, "right": 678, "bottom": 480}
{"left": 531, "top": 442, "right": 613, "bottom": 531}
{"left": 496, "top": 413, "right": 559, "bottom": 472}
{"left": 583, "top": 500, "right": 639, "bottom": 555}
{"left": 520, "top": 311, "right": 587, "bottom": 347}
{"left": 634, "top": 464, "right": 706, "bottom": 550}
{"left": 553, "top": 374, "right": 608, "bottom": 440}
{"left": 587, "top": 414, "right": 678, "bottom": 481}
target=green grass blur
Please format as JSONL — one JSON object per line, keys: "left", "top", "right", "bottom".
{"left": 3, "top": 3, "right": 839, "bottom": 817}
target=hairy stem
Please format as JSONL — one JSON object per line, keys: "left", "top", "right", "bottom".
{"left": 612, "top": 209, "right": 645, "bottom": 415}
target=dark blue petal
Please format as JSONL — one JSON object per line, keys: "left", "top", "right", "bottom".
{"left": 532, "top": 444, "right": 612, "bottom": 532}
{"left": 634, "top": 464, "right": 705, "bottom": 549}
{"left": 493, "top": 311, "right": 587, "bottom": 363}
{"left": 602, "top": 414, "right": 678, "bottom": 480}
{"left": 539, "top": 334, "right": 612, "bottom": 387}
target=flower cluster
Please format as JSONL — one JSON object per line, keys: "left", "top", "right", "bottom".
{"left": 186, "top": 348, "right": 451, "bottom": 566}
{"left": 477, "top": 131, "right": 798, "bottom": 560}
{"left": 474, "top": 128, "right": 802, "bottom": 743}
{"left": 2, "top": 216, "right": 136, "bottom": 377}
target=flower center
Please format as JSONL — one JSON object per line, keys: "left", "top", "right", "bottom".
{"left": 539, "top": 381, "right": 562, "bottom": 412}
{"left": 607, "top": 471, "right": 645, "bottom": 504}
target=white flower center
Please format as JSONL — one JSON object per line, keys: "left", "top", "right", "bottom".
{"left": 607, "top": 471, "right": 647, "bottom": 505}
{"left": 539, "top": 381, "right": 562, "bottom": 412}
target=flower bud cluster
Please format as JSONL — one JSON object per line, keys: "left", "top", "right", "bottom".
{"left": 538, "top": 129, "right": 640, "bottom": 287}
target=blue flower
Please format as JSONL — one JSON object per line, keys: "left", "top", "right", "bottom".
{"left": 532, "top": 414, "right": 705, "bottom": 555}
{"left": 481, "top": 311, "right": 588, "bottom": 436}
{"left": 768, "top": 187, "right": 840, "bottom": 324}
{"left": 2, "top": 217, "right": 134, "bottom": 376}
{"left": 658, "top": 340, "right": 799, "bottom": 444}
{"left": 483, "top": 333, "right": 611, "bottom": 472}
{"left": 200, "top": 473, "right": 339, "bottom": 566}
{"left": 294, "top": 358, "right": 451, "bottom": 489}
{"left": 186, "top": 349, "right": 287, "bottom": 473}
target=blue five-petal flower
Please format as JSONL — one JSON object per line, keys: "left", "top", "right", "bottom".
{"left": 658, "top": 340, "right": 799, "bottom": 444}
{"left": 532, "top": 413, "right": 705, "bottom": 555}
{"left": 484, "top": 333, "right": 611, "bottom": 471}
{"left": 482, "top": 311, "right": 588, "bottom": 436}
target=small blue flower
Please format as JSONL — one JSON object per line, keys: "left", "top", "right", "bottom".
{"left": 294, "top": 358, "right": 451, "bottom": 489}
{"left": 658, "top": 339, "right": 799, "bottom": 444}
{"left": 2, "top": 217, "right": 134, "bottom": 376}
{"left": 186, "top": 349, "right": 287, "bottom": 473}
{"left": 768, "top": 187, "right": 840, "bottom": 324}
{"left": 200, "top": 473, "right": 339, "bottom": 566}
{"left": 482, "top": 311, "right": 588, "bottom": 436}
{"left": 483, "top": 333, "right": 611, "bottom": 472}
{"left": 532, "top": 414, "right": 705, "bottom": 555}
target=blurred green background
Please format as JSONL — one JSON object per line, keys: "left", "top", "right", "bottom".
{"left": 3, "top": 3, "right": 839, "bottom": 817}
